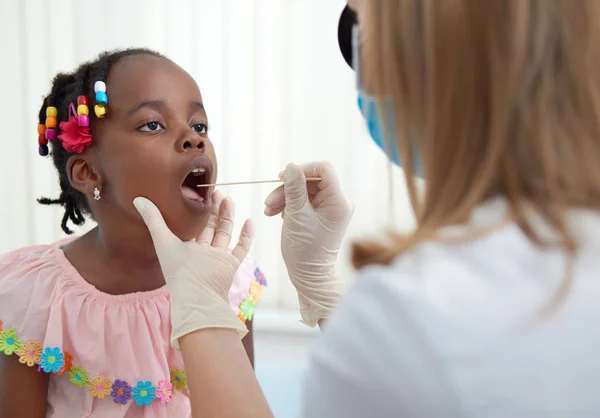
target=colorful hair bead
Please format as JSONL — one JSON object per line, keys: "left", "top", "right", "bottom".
{"left": 77, "top": 104, "right": 89, "bottom": 116}
{"left": 94, "top": 104, "right": 107, "bottom": 118}
{"left": 94, "top": 81, "right": 106, "bottom": 93}
{"left": 75, "top": 98, "right": 90, "bottom": 127}
{"left": 78, "top": 115, "right": 89, "bottom": 127}
{"left": 45, "top": 128, "right": 57, "bottom": 141}
{"left": 46, "top": 106, "right": 58, "bottom": 118}
{"left": 45, "top": 117, "right": 57, "bottom": 129}
{"left": 95, "top": 91, "right": 108, "bottom": 105}
{"left": 37, "top": 106, "right": 55, "bottom": 156}
{"left": 93, "top": 81, "right": 108, "bottom": 117}
{"left": 38, "top": 107, "right": 51, "bottom": 158}
{"left": 38, "top": 132, "right": 49, "bottom": 155}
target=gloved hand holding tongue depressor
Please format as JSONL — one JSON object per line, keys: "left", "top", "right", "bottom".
{"left": 264, "top": 162, "right": 354, "bottom": 327}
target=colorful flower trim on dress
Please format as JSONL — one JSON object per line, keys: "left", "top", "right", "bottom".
{"left": 111, "top": 380, "right": 133, "bottom": 405}
{"left": 169, "top": 367, "right": 187, "bottom": 391}
{"left": 0, "top": 326, "right": 189, "bottom": 407}
{"left": 254, "top": 267, "right": 267, "bottom": 286}
{"left": 0, "top": 266, "right": 267, "bottom": 405}
{"left": 237, "top": 267, "right": 267, "bottom": 325}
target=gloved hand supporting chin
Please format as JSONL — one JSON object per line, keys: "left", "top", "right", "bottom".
{"left": 133, "top": 193, "right": 253, "bottom": 349}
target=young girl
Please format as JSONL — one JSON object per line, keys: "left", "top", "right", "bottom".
{"left": 0, "top": 48, "right": 267, "bottom": 417}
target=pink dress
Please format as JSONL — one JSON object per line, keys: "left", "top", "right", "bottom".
{"left": 0, "top": 240, "right": 267, "bottom": 417}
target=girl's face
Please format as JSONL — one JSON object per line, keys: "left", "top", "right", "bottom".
{"left": 90, "top": 55, "right": 217, "bottom": 240}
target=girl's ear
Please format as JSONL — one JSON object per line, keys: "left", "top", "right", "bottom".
{"left": 66, "top": 154, "right": 102, "bottom": 198}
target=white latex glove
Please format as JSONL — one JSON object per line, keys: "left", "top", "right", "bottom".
{"left": 264, "top": 162, "right": 354, "bottom": 327}
{"left": 133, "top": 193, "right": 253, "bottom": 349}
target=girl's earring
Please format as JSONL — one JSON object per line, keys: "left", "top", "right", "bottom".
{"left": 93, "top": 187, "right": 101, "bottom": 201}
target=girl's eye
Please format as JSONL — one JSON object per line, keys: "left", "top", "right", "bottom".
{"left": 192, "top": 123, "right": 208, "bottom": 134}
{"left": 138, "top": 121, "right": 164, "bottom": 132}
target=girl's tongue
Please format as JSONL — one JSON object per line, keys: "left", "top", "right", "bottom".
{"left": 181, "top": 167, "right": 210, "bottom": 203}
{"left": 181, "top": 170, "right": 209, "bottom": 202}
{"left": 181, "top": 185, "right": 205, "bottom": 202}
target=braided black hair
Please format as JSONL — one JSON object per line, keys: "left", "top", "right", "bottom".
{"left": 37, "top": 48, "right": 164, "bottom": 234}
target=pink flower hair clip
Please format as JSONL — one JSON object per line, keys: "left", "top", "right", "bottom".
{"left": 57, "top": 100, "right": 93, "bottom": 154}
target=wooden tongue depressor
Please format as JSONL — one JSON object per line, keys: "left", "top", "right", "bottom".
{"left": 196, "top": 177, "right": 322, "bottom": 188}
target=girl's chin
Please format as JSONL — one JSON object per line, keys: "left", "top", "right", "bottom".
{"left": 171, "top": 216, "right": 210, "bottom": 242}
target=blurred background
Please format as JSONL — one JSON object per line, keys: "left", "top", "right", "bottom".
{"left": 0, "top": 0, "right": 416, "bottom": 416}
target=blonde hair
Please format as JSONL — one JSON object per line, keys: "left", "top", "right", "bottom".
{"left": 353, "top": 0, "right": 600, "bottom": 271}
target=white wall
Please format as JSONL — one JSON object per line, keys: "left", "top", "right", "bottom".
{"left": 0, "top": 0, "right": 416, "bottom": 311}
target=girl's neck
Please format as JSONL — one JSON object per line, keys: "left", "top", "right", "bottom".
{"left": 63, "top": 220, "right": 166, "bottom": 295}
{"left": 92, "top": 221, "right": 160, "bottom": 266}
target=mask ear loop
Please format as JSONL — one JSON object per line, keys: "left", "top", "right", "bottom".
{"left": 352, "top": 24, "right": 360, "bottom": 87}
{"left": 387, "top": 146, "right": 396, "bottom": 225}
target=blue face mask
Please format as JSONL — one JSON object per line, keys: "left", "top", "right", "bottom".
{"left": 352, "top": 26, "right": 423, "bottom": 177}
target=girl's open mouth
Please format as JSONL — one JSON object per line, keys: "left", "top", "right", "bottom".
{"left": 181, "top": 167, "right": 210, "bottom": 202}
{"left": 180, "top": 155, "right": 213, "bottom": 210}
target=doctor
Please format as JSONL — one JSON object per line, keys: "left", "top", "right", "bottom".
{"left": 133, "top": 0, "right": 600, "bottom": 417}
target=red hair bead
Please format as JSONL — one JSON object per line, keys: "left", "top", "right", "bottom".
{"left": 38, "top": 134, "right": 48, "bottom": 146}
{"left": 77, "top": 95, "right": 88, "bottom": 106}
